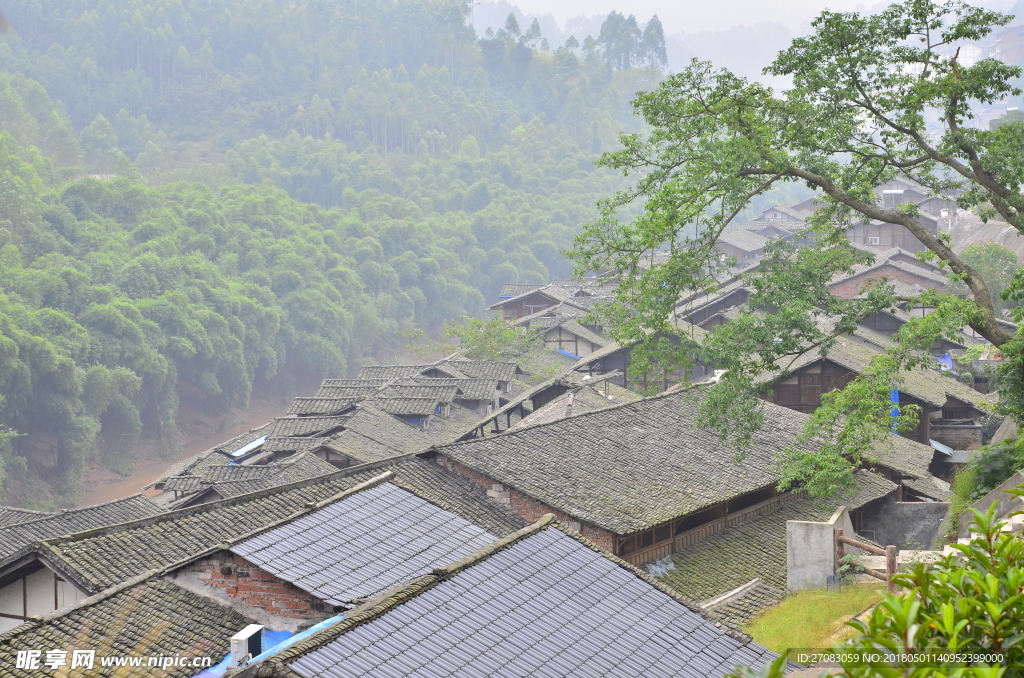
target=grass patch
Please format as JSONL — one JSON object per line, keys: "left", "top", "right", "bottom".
{"left": 745, "top": 584, "right": 885, "bottom": 654}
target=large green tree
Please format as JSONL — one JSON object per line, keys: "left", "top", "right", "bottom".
{"left": 572, "top": 0, "right": 1024, "bottom": 495}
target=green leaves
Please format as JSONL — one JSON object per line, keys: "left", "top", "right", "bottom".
{"left": 730, "top": 499, "right": 1024, "bottom": 677}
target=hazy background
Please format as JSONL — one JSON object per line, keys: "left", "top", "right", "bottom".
{"left": 473, "top": 0, "right": 1024, "bottom": 84}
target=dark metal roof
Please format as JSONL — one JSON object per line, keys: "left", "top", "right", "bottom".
{"left": 283, "top": 525, "right": 780, "bottom": 678}
{"left": 232, "top": 482, "right": 497, "bottom": 606}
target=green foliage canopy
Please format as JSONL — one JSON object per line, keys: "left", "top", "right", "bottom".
{"left": 572, "top": 0, "right": 1024, "bottom": 496}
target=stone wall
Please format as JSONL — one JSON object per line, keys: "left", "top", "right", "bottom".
{"left": 174, "top": 551, "right": 329, "bottom": 623}
{"left": 860, "top": 494, "right": 950, "bottom": 549}
{"left": 930, "top": 424, "right": 983, "bottom": 450}
{"left": 434, "top": 454, "right": 616, "bottom": 552}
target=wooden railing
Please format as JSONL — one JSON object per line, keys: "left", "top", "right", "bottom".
{"left": 622, "top": 490, "right": 808, "bottom": 567}
{"left": 835, "top": 529, "right": 898, "bottom": 592}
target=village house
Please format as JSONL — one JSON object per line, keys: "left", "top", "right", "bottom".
{"left": 232, "top": 516, "right": 783, "bottom": 678}
{"left": 0, "top": 456, "right": 526, "bottom": 628}
{"left": 0, "top": 574, "right": 254, "bottom": 677}
{"left": 511, "top": 303, "right": 610, "bottom": 359}
{"left": 170, "top": 473, "right": 519, "bottom": 629}
{"left": 426, "top": 387, "right": 941, "bottom": 568}
{"left": 828, "top": 247, "right": 951, "bottom": 299}
{"left": 488, "top": 279, "right": 614, "bottom": 320}
{"left": 760, "top": 337, "right": 991, "bottom": 451}
{"left": 656, "top": 470, "right": 900, "bottom": 629}
{"left": 0, "top": 495, "right": 163, "bottom": 631}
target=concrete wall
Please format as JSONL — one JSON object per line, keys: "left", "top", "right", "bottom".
{"left": 787, "top": 507, "right": 858, "bottom": 591}
{"left": 957, "top": 470, "right": 1024, "bottom": 538}
{"left": 859, "top": 494, "right": 950, "bottom": 549}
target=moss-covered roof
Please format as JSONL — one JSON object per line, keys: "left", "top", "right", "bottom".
{"left": 0, "top": 578, "right": 253, "bottom": 678}
{"left": 657, "top": 470, "right": 895, "bottom": 609}
{"left": 0, "top": 495, "right": 163, "bottom": 561}
{"left": 14, "top": 457, "right": 525, "bottom": 594}
{"left": 758, "top": 336, "right": 991, "bottom": 410}
{"left": 437, "top": 389, "right": 829, "bottom": 534}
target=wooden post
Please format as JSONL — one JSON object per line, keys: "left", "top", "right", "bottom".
{"left": 885, "top": 545, "right": 898, "bottom": 593}
{"left": 834, "top": 529, "right": 845, "bottom": 575}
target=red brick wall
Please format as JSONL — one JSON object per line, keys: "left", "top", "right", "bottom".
{"left": 830, "top": 265, "right": 945, "bottom": 299}
{"left": 178, "top": 551, "right": 328, "bottom": 620}
{"left": 434, "top": 455, "right": 617, "bottom": 552}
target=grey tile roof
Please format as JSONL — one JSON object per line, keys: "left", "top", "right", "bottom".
{"left": 718, "top": 228, "right": 770, "bottom": 252}
{"left": 325, "top": 429, "right": 408, "bottom": 464}
{"left": 510, "top": 302, "right": 590, "bottom": 328}
{"left": 212, "top": 423, "right": 275, "bottom": 454}
{"left": 18, "top": 458, "right": 525, "bottom": 594}
{"left": 376, "top": 384, "right": 459, "bottom": 402}
{"left": 705, "top": 583, "right": 786, "bottom": 629}
{"left": 233, "top": 482, "right": 498, "bottom": 607}
{"left": 903, "top": 477, "right": 952, "bottom": 501}
{"left": 440, "top": 358, "right": 520, "bottom": 382}
{"left": 313, "top": 384, "right": 382, "bottom": 399}
{"left": 261, "top": 436, "right": 323, "bottom": 455}
{"left": 499, "top": 283, "right": 545, "bottom": 297}
{"left": 321, "top": 378, "right": 389, "bottom": 388}
{"left": 341, "top": 405, "right": 434, "bottom": 451}
{"left": 658, "top": 471, "right": 895, "bottom": 608}
{"left": 759, "top": 336, "right": 991, "bottom": 410}
{"left": 516, "top": 345, "right": 584, "bottom": 374}
{"left": 274, "top": 523, "right": 780, "bottom": 678}
{"left": 0, "top": 577, "right": 252, "bottom": 678}
{"left": 286, "top": 398, "right": 358, "bottom": 416}
{"left": 0, "top": 507, "right": 54, "bottom": 528}
{"left": 358, "top": 365, "right": 430, "bottom": 380}
{"left": 168, "top": 454, "right": 340, "bottom": 506}
{"left": 508, "top": 384, "right": 642, "bottom": 431}
{"left": 0, "top": 495, "right": 163, "bottom": 561}
{"left": 163, "top": 475, "right": 206, "bottom": 493}
{"left": 270, "top": 416, "right": 350, "bottom": 438}
{"left": 404, "top": 377, "right": 500, "bottom": 402}
{"left": 374, "top": 397, "right": 443, "bottom": 416}
{"left": 437, "top": 390, "right": 820, "bottom": 534}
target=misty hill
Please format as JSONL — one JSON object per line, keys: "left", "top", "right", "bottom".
{"left": 0, "top": 0, "right": 669, "bottom": 505}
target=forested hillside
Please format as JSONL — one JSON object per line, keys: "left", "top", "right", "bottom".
{"left": 0, "top": 0, "right": 664, "bottom": 504}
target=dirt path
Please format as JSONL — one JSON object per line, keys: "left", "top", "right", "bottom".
{"left": 76, "top": 393, "right": 291, "bottom": 507}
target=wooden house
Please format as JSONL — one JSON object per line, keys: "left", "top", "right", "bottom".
{"left": 761, "top": 337, "right": 991, "bottom": 449}
{"left": 429, "top": 387, "right": 936, "bottom": 568}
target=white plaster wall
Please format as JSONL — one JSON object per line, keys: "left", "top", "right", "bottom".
{"left": 0, "top": 578, "right": 23, "bottom": 617}
{"left": 25, "top": 568, "right": 54, "bottom": 617}
{"left": 57, "top": 577, "right": 85, "bottom": 610}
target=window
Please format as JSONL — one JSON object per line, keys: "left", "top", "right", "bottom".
{"left": 866, "top": 236, "right": 880, "bottom": 245}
